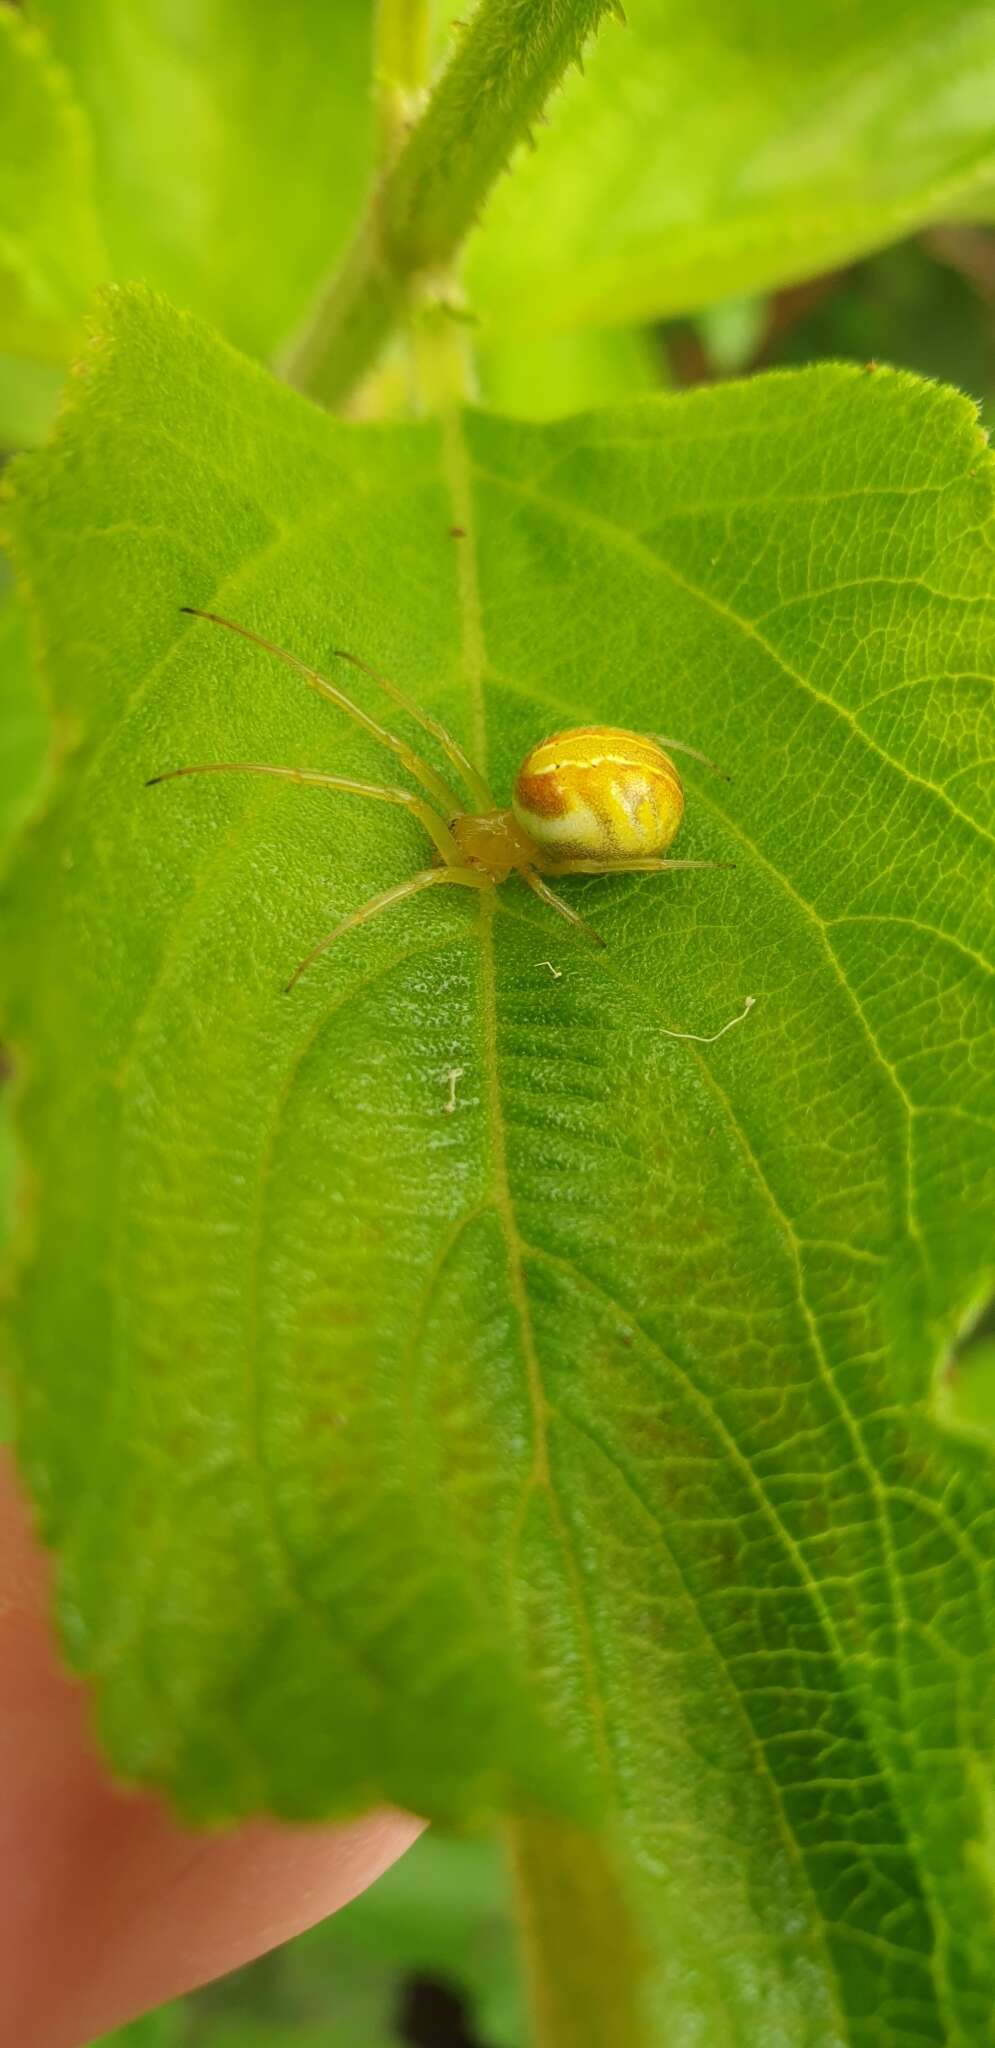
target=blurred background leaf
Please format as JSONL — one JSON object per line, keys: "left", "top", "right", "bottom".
{"left": 0, "top": 351, "right": 64, "bottom": 448}
{"left": 467, "top": 0, "right": 995, "bottom": 341}
{"left": 4, "top": 1, "right": 995, "bottom": 443}
{"left": 477, "top": 226, "right": 995, "bottom": 419}
{"left": 946, "top": 1337, "right": 995, "bottom": 1436}
{"left": 0, "top": 0, "right": 374, "bottom": 441}
{"left": 0, "top": 582, "right": 48, "bottom": 1418}
{"left": 0, "top": 5, "right": 106, "bottom": 365}
{"left": 0, "top": 581, "right": 48, "bottom": 858}
{"left": 476, "top": 322, "right": 664, "bottom": 420}
{"left": 30, "top": 0, "right": 374, "bottom": 361}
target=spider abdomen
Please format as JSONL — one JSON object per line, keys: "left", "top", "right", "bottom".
{"left": 512, "top": 727, "right": 684, "bottom": 864}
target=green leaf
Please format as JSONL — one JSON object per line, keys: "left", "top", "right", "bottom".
{"left": 0, "top": 352, "right": 64, "bottom": 450}
{"left": 92, "top": 2014, "right": 187, "bottom": 2048}
{"left": 199, "top": 2031, "right": 393, "bottom": 2048}
{"left": 0, "top": 3, "right": 105, "bottom": 362}
{"left": 0, "top": 586, "right": 50, "bottom": 861}
{"left": 944, "top": 1337, "right": 995, "bottom": 1440}
{"left": 466, "top": 0, "right": 995, "bottom": 336}
{"left": 4, "top": 289, "right": 995, "bottom": 2040}
{"left": 0, "top": 586, "right": 49, "bottom": 1421}
{"left": 2, "top": 1, "right": 374, "bottom": 368}
{"left": 99, "top": 2017, "right": 391, "bottom": 2048}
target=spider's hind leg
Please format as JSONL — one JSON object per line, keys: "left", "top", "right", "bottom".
{"left": 537, "top": 857, "right": 735, "bottom": 875}
{"left": 523, "top": 869, "right": 605, "bottom": 947}
{"left": 653, "top": 734, "right": 731, "bottom": 780}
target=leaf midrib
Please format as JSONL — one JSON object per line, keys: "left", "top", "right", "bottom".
{"left": 440, "top": 402, "right": 618, "bottom": 1794}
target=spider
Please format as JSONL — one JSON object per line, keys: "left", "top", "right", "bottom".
{"left": 148, "top": 608, "right": 732, "bottom": 990}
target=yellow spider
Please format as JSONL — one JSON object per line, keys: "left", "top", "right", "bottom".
{"left": 148, "top": 608, "right": 731, "bottom": 989}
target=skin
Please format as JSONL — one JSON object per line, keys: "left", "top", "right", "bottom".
{"left": 0, "top": 1454, "right": 422, "bottom": 2048}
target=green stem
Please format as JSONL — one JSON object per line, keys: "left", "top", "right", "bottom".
{"left": 375, "top": 0, "right": 432, "bottom": 163}
{"left": 411, "top": 298, "right": 476, "bottom": 412}
{"left": 504, "top": 1815, "right": 653, "bottom": 2048}
{"left": 279, "top": 0, "right": 623, "bottom": 410}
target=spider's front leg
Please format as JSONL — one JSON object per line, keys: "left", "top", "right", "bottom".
{"left": 146, "top": 760, "right": 462, "bottom": 864}
{"left": 285, "top": 866, "right": 493, "bottom": 990}
{"left": 146, "top": 757, "right": 488, "bottom": 985}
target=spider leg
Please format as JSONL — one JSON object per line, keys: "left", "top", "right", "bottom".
{"left": 179, "top": 608, "right": 467, "bottom": 817}
{"left": 286, "top": 865, "right": 491, "bottom": 990}
{"left": 523, "top": 869, "right": 605, "bottom": 946}
{"left": 146, "top": 760, "right": 460, "bottom": 865}
{"left": 534, "top": 857, "right": 735, "bottom": 875}
{"left": 653, "top": 735, "right": 731, "bottom": 780}
{"left": 329, "top": 647, "right": 495, "bottom": 812}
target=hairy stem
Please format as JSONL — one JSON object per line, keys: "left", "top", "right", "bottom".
{"left": 279, "top": 0, "right": 622, "bottom": 409}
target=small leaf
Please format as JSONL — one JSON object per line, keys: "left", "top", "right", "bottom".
{"left": 467, "top": 0, "right": 995, "bottom": 334}
{"left": 4, "top": 289, "right": 995, "bottom": 2037}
